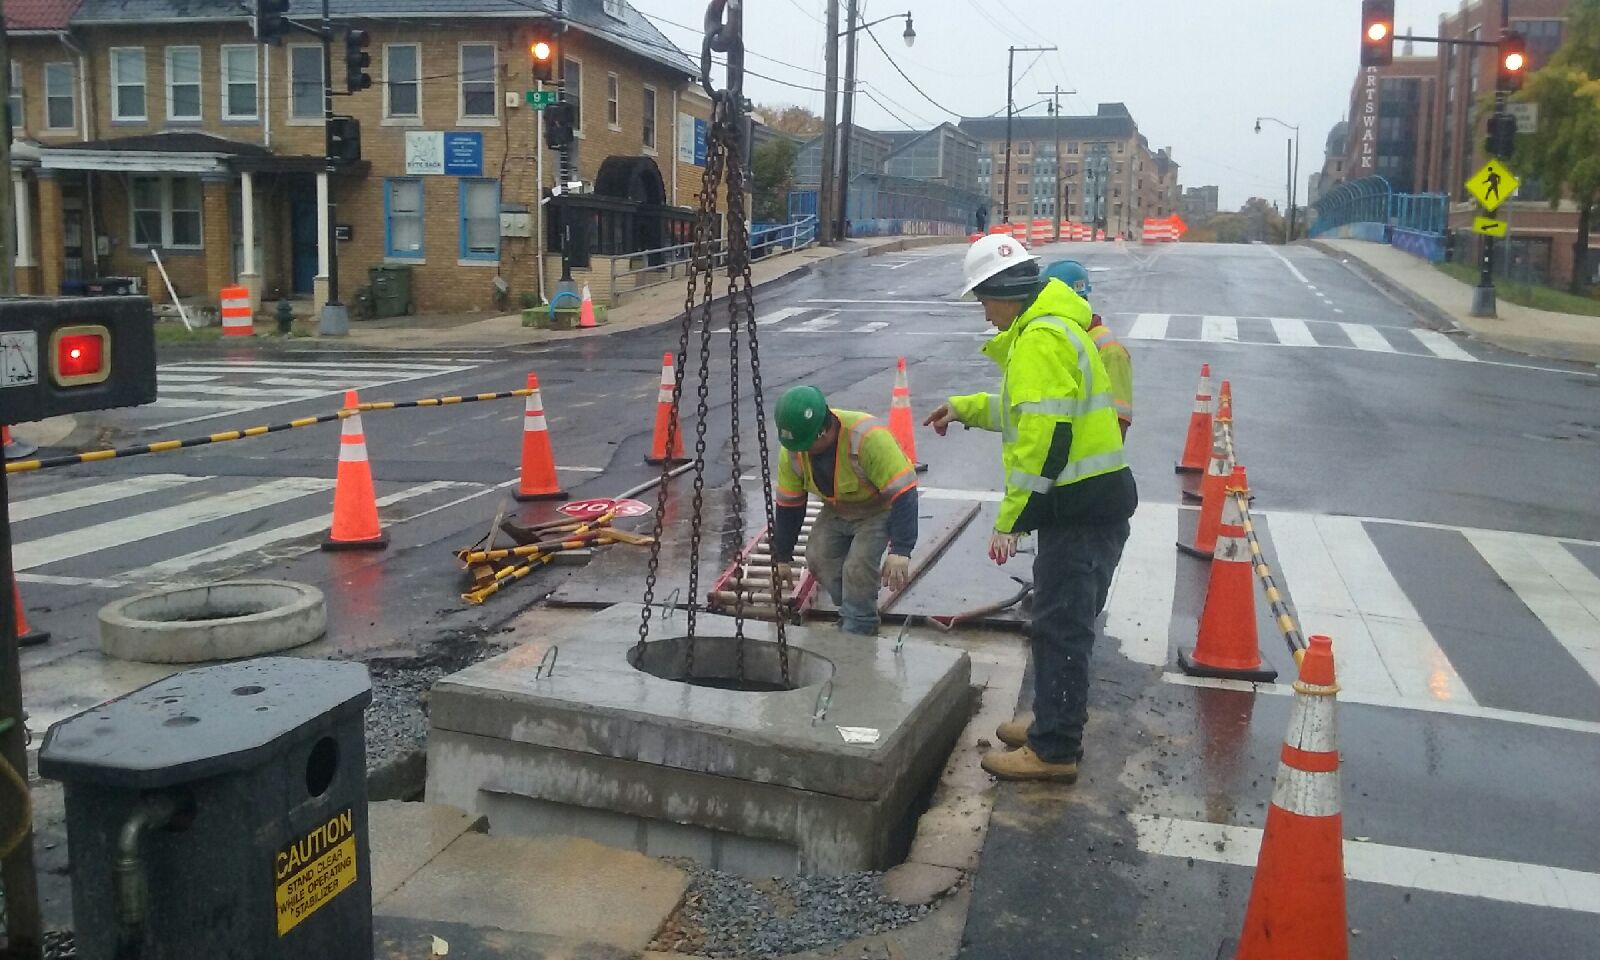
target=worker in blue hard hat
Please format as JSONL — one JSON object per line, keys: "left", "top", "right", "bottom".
{"left": 1044, "top": 260, "right": 1132, "bottom": 437}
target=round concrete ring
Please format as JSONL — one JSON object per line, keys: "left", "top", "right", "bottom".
{"left": 98, "top": 580, "right": 327, "bottom": 664}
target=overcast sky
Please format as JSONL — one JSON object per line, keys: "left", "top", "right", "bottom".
{"left": 629, "top": 0, "right": 1467, "bottom": 210}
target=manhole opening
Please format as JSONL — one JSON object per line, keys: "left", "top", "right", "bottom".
{"left": 628, "top": 636, "right": 834, "bottom": 692}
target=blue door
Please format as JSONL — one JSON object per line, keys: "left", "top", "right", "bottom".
{"left": 289, "top": 178, "right": 319, "bottom": 295}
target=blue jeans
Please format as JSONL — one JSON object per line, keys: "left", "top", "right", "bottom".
{"left": 805, "top": 504, "right": 890, "bottom": 635}
{"left": 1026, "top": 520, "right": 1131, "bottom": 763}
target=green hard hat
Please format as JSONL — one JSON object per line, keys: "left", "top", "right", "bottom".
{"left": 776, "top": 385, "right": 829, "bottom": 452}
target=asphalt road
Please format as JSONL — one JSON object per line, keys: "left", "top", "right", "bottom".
{"left": 10, "top": 238, "right": 1600, "bottom": 956}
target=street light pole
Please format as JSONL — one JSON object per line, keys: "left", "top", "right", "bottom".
{"left": 835, "top": 10, "right": 915, "bottom": 241}
{"left": 1255, "top": 116, "right": 1300, "bottom": 244}
{"left": 1039, "top": 85, "right": 1074, "bottom": 242}
{"left": 1002, "top": 44, "right": 1056, "bottom": 224}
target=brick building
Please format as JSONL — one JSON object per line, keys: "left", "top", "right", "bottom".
{"left": 6, "top": 0, "right": 724, "bottom": 314}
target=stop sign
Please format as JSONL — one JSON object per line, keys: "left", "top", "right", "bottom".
{"left": 557, "top": 497, "right": 652, "bottom": 519}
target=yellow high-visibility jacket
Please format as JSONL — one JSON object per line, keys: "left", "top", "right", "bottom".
{"left": 776, "top": 409, "right": 917, "bottom": 518}
{"left": 1089, "top": 321, "right": 1133, "bottom": 426}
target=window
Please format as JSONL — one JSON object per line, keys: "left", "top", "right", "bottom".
{"left": 603, "top": 0, "right": 625, "bottom": 18}
{"left": 8, "top": 63, "right": 21, "bottom": 129}
{"left": 642, "top": 85, "right": 657, "bottom": 151}
{"left": 385, "top": 44, "right": 420, "bottom": 119}
{"left": 166, "top": 46, "right": 200, "bottom": 121}
{"left": 605, "top": 72, "right": 619, "bottom": 128}
{"left": 459, "top": 43, "right": 496, "bottom": 120}
{"left": 562, "top": 57, "right": 582, "bottom": 132}
{"left": 385, "top": 178, "right": 425, "bottom": 258}
{"left": 290, "top": 46, "right": 323, "bottom": 120}
{"left": 110, "top": 48, "right": 146, "bottom": 121}
{"left": 1018, "top": 142, "right": 1031, "bottom": 155}
{"left": 459, "top": 179, "right": 499, "bottom": 261}
{"left": 1116, "top": 141, "right": 1125, "bottom": 154}
{"left": 1067, "top": 141, "right": 1078, "bottom": 155}
{"left": 221, "top": 46, "right": 257, "bottom": 120}
{"left": 129, "top": 176, "right": 202, "bottom": 248}
{"left": 44, "top": 62, "right": 74, "bottom": 130}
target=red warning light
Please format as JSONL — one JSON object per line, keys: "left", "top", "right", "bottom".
{"left": 51, "top": 326, "right": 110, "bottom": 385}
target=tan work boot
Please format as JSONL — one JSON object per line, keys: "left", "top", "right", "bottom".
{"left": 995, "top": 714, "right": 1033, "bottom": 749}
{"left": 980, "top": 745, "right": 1079, "bottom": 783}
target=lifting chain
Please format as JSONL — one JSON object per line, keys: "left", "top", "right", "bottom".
{"left": 636, "top": 0, "right": 788, "bottom": 688}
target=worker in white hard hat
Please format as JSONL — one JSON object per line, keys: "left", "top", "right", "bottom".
{"left": 924, "top": 233, "right": 1138, "bottom": 783}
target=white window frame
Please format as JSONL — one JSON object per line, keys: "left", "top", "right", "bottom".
{"left": 457, "top": 42, "right": 498, "bottom": 125}
{"left": 164, "top": 46, "right": 201, "bottom": 122}
{"left": 8, "top": 62, "right": 22, "bottom": 130}
{"left": 605, "top": 72, "right": 619, "bottom": 130}
{"left": 562, "top": 55, "right": 583, "bottom": 136}
{"left": 109, "top": 48, "right": 147, "bottom": 122}
{"left": 128, "top": 175, "right": 203, "bottom": 250}
{"left": 288, "top": 44, "right": 324, "bottom": 124}
{"left": 43, "top": 62, "right": 74, "bottom": 131}
{"left": 641, "top": 83, "right": 657, "bottom": 153}
{"left": 220, "top": 45, "right": 258, "bottom": 121}
{"left": 383, "top": 43, "right": 421, "bottom": 124}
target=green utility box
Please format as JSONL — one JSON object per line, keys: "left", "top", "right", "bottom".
{"left": 39, "top": 658, "right": 373, "bottom": 959}
{"left": 367, "top": 265, "right": 413, "bottom": 318}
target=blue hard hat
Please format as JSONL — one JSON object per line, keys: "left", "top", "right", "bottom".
{"left": 1044, "top": 259, "right": 1092, "bottom": 297}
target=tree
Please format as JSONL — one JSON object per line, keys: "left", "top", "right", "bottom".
{"left": 754, "top": 102, "right": 824, "bottom": 137}
{"left": 752, "top": 139, "right": 798, "bottom": 222}
{"left": 1513, "top": 0, "right": 1600, "bottom": 292}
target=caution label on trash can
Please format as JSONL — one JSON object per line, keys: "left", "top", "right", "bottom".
{"left": 275, "top": 807, "right": 359, "bottom": 936}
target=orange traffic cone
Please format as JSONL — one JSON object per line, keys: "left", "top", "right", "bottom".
{"left": 1178, "top": 429, "right": 1232, "bottom": 558}
{"left": 646, "top": 352, "right": 686, "bottom": 466}
{"left": 514, "top": 373, "right": 566, "bottom": 502}
{"left": 322, "top": 390, "right": 388, "bottom": 551}
{"left": 1175, "top": 363, "right": 1213, "bottom": 473}
{"left": 578, "top": 285, "right": 598, "bottom": 329}
{"left": 1183, "top": 379, "right": 1232, "bottom": 503}
{"left": 12, "top": 577, "right": 50, "bottom": 647}
{"left": 1178, "top": 465, "right": 1276, "bottom": 681}
{"left": 887, "top": 357, "right": 927, "bottom": 473}
{"left": 2, "top": 425, "right": 36, "bottom": 461}
{"left": 1234, "top": 634, "right": 1346, "bottom": 960}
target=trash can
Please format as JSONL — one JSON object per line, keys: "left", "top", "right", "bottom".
{"left": 39, "top": 658, "right": 373, "bottom": 960}
{"left": 367, "top": 265, "right": 413, "bottom": 318}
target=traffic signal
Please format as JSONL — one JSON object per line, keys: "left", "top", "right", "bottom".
{"left": 1486, "top": 111, "right": 1518, "bottom": 159}
{"left": 543, "top": 100, "right": 575, "bottom": 148}
{"left": 344, "top": 29, "right": 372, "bottom": 93}
{"left": 1360, "top": 0, "right": 1395, "bottom": 67}
{"left": 530, "top": 30, "right": 561, "bottom": 84}
{"left": 1497, "top": 32, "right": 1527, "bottom": 91}
{"left": 255, "top": 0, "right": 290, "bottom": 43}
{"left": 329, "top": 116, "right": 361, "bottom": 163}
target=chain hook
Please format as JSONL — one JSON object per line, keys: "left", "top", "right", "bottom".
{"left": 701, "top": 0, "right": 745, "bottom": 110}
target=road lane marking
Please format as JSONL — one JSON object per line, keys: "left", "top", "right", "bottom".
{"left": 148, "top": 398, "right": 263, "bottom": 411}
{"left": 1127, "top": 314, "right": 1170, "bottom": 340}
{"left": 1265, "top": 244, "right": 1312, "bottom": 284}
{"left": 162, "top": 360, "right": 472, "bottom": 373}
{"left": 157, "top": 383, "right": 329, "bottom": 399}
{"left": 758, "top": 307, "right": 809, "bottom": 326}
{"left": 1268, "top": 317, "right": 1317, "bottom": 346}
{"left": 850, "top": 321, "right": 889, "bottom": 334}
{"left": 1106, "top": 502, "right": 1179, "bottom": 666}
{"left": 919, "top": 487, "right": 1002, "bottom": 502}
{"left": 9, "top": 474, "right": 210, "bottom": 523}
{"left": 15, "top": 572, "right": 124, "bottom": 588}
{"left": 156, "top": 373, "right": 221, "bottom": 383}
{"left": 14, "top": 477, "right": 336, "bottom": 571}
{"left": 802, "top": 298, "right": 970, "bottom": 305}
{"left": 1463, "top": 531, "right": 1600, "bottom": 689}
{"left": 1411, "top": 328, "right": 1478, "bottom": 361}
{"left": 1131, "top": 814, "right": 1600, "bottom": 914}
{"left": 1201, "top": 315, "right": 1239, "bottom": 342}
{"left": 798, "top": 313, "right": 840, "bottom": 331}
{"left": 1339, "top": 322, "right": 1397, "bottom": 352}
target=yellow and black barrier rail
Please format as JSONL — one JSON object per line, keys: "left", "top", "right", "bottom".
{"left": 1233, "top": 486, "right": 1307, "bottom": 656}
{"left": 4, "top": 386, "right": 534, "bottom": 475}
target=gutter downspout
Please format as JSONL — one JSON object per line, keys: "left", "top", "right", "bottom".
{"left": 58, "top": 31, "right": 100, "bottom": 275}
{"left": 262, "top": 43, "right": 271, "bottom": 149}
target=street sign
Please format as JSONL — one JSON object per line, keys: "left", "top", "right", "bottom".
{"left": 557, "top": 497, "right": 652, "bottom": 520}
{"left": 525, "top": 90, "right": 559, "bottom": 109}
{"left": 1506, "top": 102, "right": 1538, "bottom": 133}
{"left": 1465, "top": 159, "right": 1520, "bottom": 213}
{"left": 1472, "top": 216, "right": 1509, "bottom": 238}
{"left": 1, "top": 331, "right": 38, "bottom": 388}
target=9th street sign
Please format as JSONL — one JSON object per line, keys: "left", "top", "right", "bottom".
{"left": 525, "top": 90, "right": 559, "bottom": 109}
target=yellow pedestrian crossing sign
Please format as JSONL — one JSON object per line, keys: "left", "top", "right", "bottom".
{"left": 1465, "top": 159, "right": 1519, "bottom": 213}
{"left": 1472, "top": 216, "right": 1508, "bottom": 238}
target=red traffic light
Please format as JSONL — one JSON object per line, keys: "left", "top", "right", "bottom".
{"left": 531, "top": 39, "right": 552, "bottom": 61}
{"left": 1366, "top": 22, "right": 1389, "bottom": 42}
{"left": 1503, "top": 51, "right": 1525, "bottom": 72}
{"left": 1498, "top": 32, "right": 1527, "bottom": 91}
{"left": 1360, "top": 0, "right": 1395, "bottom": 67}
{"left": 51, "top": 325, "right": 110, "bottom": 386}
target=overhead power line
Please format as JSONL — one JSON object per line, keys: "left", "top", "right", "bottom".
{"left": 862, "top": 24, "right": 965, "bottom": 119}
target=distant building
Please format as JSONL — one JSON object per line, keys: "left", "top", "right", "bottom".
{"left": 1179, "top": 185, "right": 1220, "bottom": 223}
{"left": 1308, "top": 122, "right": 1348, "bottom": 207}
{"left": 876, "top": 123, "right": 981, "bottom": 195}
{"left": 793, "top": 124, "right": 892, "bottom": 186}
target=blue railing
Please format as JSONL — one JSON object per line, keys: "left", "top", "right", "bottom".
{"left": 1311, "top": 177, "right": 1450, "bottom": 263}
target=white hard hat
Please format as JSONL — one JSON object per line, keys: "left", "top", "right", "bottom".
{"left": 958, "top": 233, "right": 1041, "bottom": 300}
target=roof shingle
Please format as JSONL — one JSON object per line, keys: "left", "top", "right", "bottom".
{"left": 6, "top": 0, "right": 82, "bottom": 31}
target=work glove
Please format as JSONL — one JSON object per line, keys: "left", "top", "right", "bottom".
{"left": 923, "top": 403, "right": 961, "bottom": 437}
{"left": 988, "top": 531, "right": 1020, "bottom": 566}
{"left": 773, "top": 562, "right": 794, "bottom": 589}
{"left": 881, "top": 553, "right": 911, "bottom": 592}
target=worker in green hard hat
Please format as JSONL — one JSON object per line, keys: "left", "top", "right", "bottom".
{"left": 1044, "top": 259, "right": 1132, "bottom": 436}
{"left": 770, "top": 385, "right": 919, "bottom": 636}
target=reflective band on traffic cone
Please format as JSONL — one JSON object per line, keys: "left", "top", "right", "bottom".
{"left": 322, "top": 389, "right": 388, "bottom": 551}
{"left": 220, "top": 284, "right": 253, "bottom": 337}
{"left": 514, "top": 373, "right": 567, "bottom": 502}
{"left": 1178, "top": 466, "right": 1276, "bottom": 681}
{"left": 578, "top": 284, "right": 598, "bottom": 329}
{"left": 1176, "top": 363, "right": 1213, "bottom": 473}
{"left": 1178, "top": 429, "right": 1232, "bottom": 558}
{"left": 12, "top": 577, "right": 50, "bottom": 647}
{"left": 887, "top": 357, "right": 927, "bottom": 473}
{"left": 1234, "top": 635, "right": 1346, "bottom": 960}
{"left": 646, "top": 352, "right": 686, "bottom": 466}
{"left": 2, "top": 425, "right": 36, "bottom": 461}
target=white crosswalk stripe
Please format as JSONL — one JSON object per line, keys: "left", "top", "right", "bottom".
{"left": 1463, "top": 530, "right": 1600, "bottom": 689}
{"left": 8, "top": 474, "right": 209, "bottom": 522}
{"left": 1112, "top": 313, "right": 1484, "bottom": 364}
{"left": 1268, "top": 317, "right": 1317, "bottom": 346}
{"left": 1200, "top": 315, "right": 1238, "bottom": 342}
{"left": 1412, "top": 328, "right": 1478, "bottom": 361}
{"left": 1340, "top": 321, "right": 1396, "bottom": 352}
{"left": 1127, "top": 313, "right": 1171, "bottom": 339}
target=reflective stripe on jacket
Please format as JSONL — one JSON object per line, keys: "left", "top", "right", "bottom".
{"left": 946, "top": 278, "right": 1128, "bottom": 532}
{"left": 776, "top": 409, "right": 917, "bottom": 515}
{"left": 1090, "top": 322, "right": 1133, "bottom": 425}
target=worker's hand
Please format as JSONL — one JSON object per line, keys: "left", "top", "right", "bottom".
{"left": 774, "top": 562, "right": 794, "bottom": 588}
{"left": 924, "top": 403, "right": 960, "bottom": 437}
{"left": 988, "top": 531, "right": 1020, "bottom": 566}
{"left": 881, "top": 554, "right": 911, "bottom": 592}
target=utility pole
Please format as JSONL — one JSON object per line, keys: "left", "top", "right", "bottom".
{"left": 835, "top": 0, "right": 858, "bottom": 241}
{"left": 1002, "top": 44, "right": 1054, "bottom": 224}
{"left": 1039, "top": 85, "right": 1073, "bottom": 242}
{"left": 0, "top": 0, "right": 14, "bottom": 296}
{"left": 818, "top": 0, "right": 840, "bottom": 244}
{"left": 1472, "top": 0, "right": 1513, "bottom": 317}
{"left": 317, "top": 0, "right": 348, "bottom": 336}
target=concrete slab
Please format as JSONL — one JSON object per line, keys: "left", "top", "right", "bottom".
{"left": 376, "top": 833, "right": 688, "bottom": 952}
{"left": 369, "top": 801, "right": 487, "bottom": 903}
{"left": 881, "top": 862, "right": 963, "bottom": 906}
{"left": 426, "top": 603, "right": 972, "bottom": 874}
{"left": 374, "top": 916, "right": 637, "bottom": 959}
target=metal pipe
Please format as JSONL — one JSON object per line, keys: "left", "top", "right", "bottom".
{"left": 113, "top": 792, "right": 182, "bottom": 960}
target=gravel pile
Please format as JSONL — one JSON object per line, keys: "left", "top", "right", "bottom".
{"left": 651, "top": 864, "right": 929, "bottom": 958}
{"left": 362, "top": 634, "right": 496, "bottom": 773}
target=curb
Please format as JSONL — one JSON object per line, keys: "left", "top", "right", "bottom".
{"left": 1307, "top": 239, "right": 1460, "bottom": 334}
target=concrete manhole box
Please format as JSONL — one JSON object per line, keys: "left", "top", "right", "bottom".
{"left": 98, "top": 580, "right": 327, "bottom": 663}
{"left": 426, "top": 603, "right": 971, "bottom": 876}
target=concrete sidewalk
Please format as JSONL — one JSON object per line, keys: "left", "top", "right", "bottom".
{"left": 1314, "top": 237, "right": 1600, "bottom": 365}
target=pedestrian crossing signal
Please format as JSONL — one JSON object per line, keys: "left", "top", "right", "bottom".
{"left": 1361, "top": 0, "right": 1395, "bottom": 66}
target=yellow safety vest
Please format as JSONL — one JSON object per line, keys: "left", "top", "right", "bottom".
{"left": 776, "top": 409, "right": 916, "bottom": 517}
